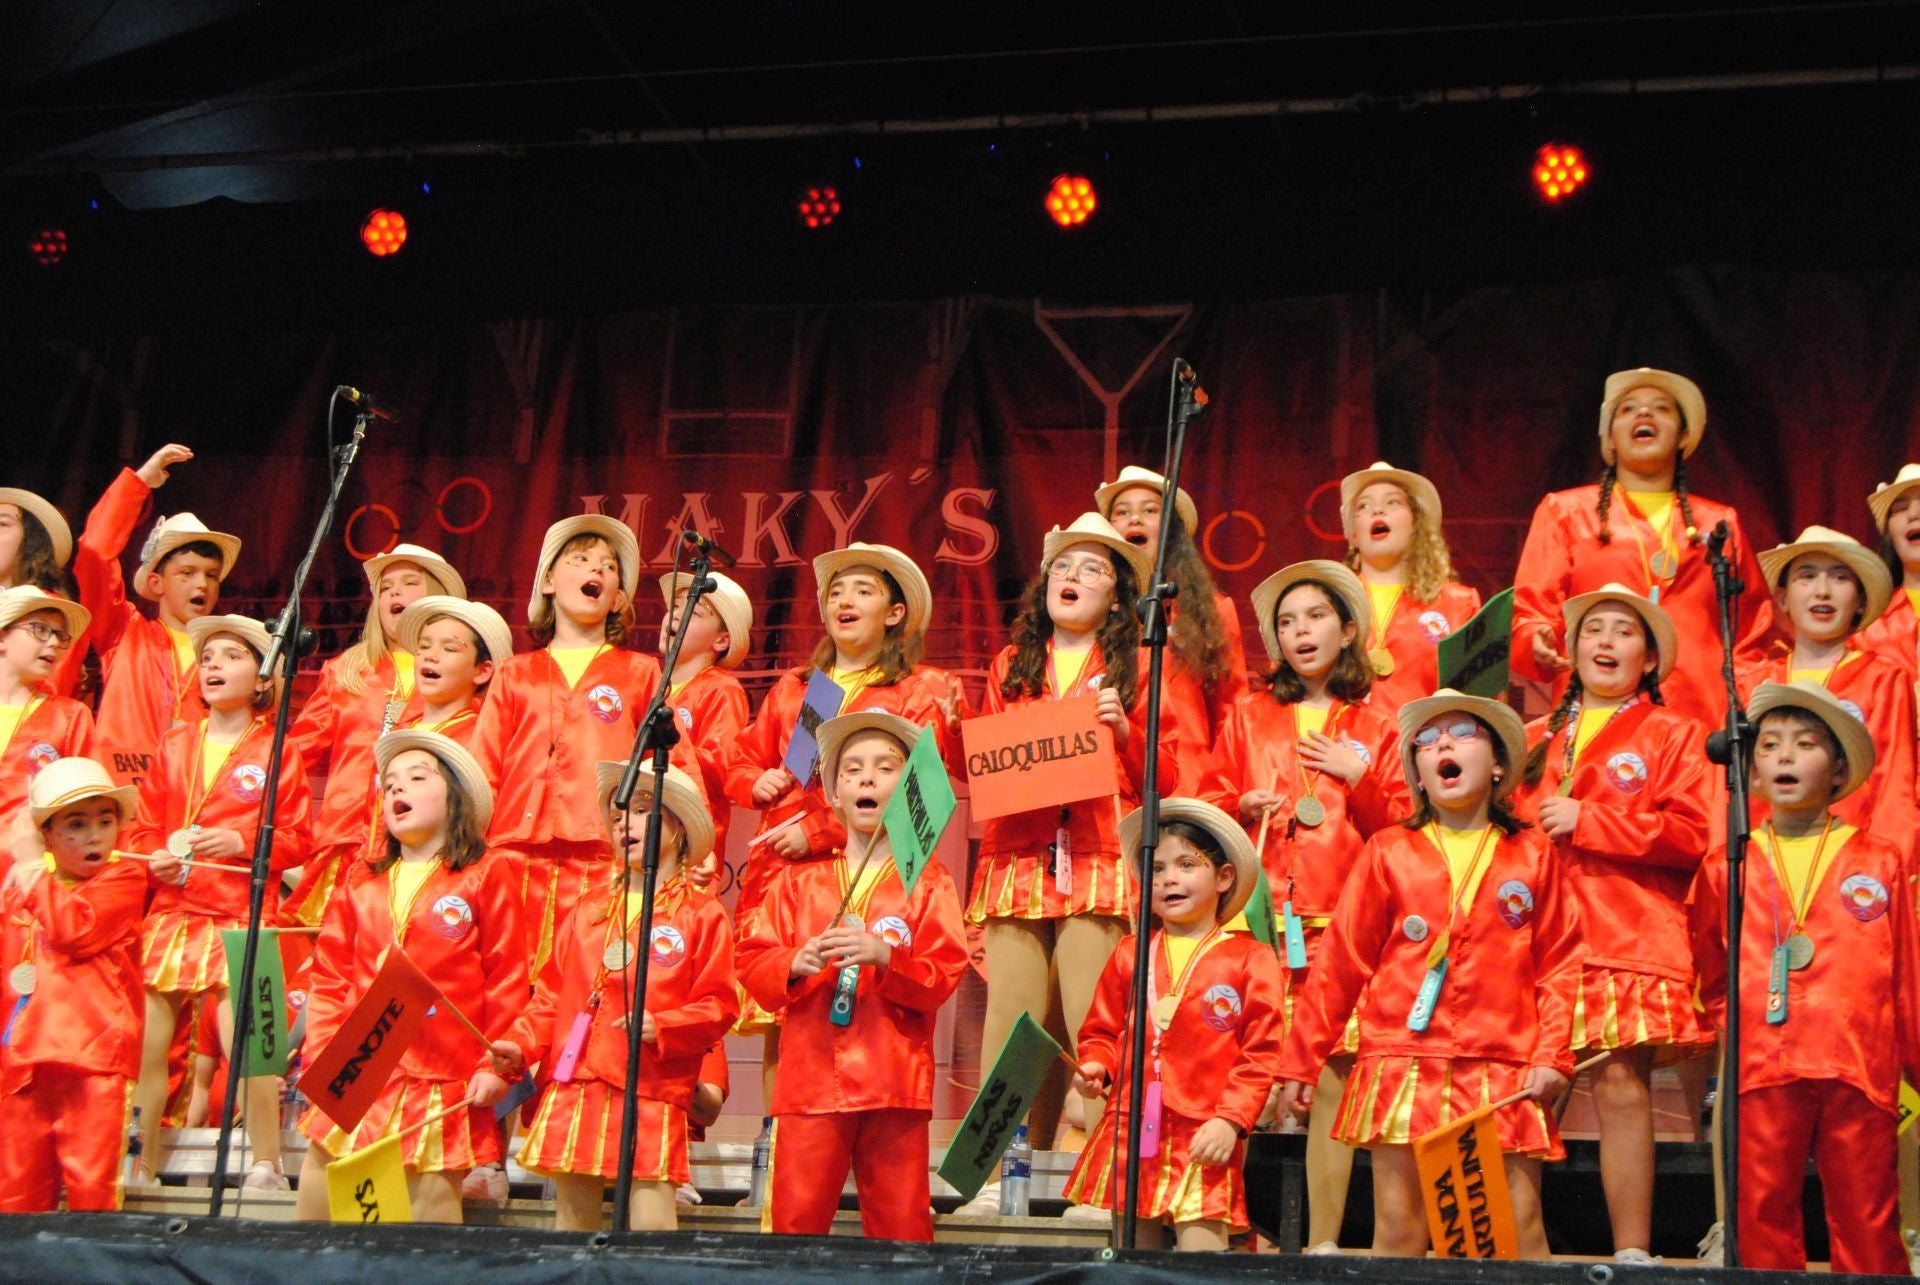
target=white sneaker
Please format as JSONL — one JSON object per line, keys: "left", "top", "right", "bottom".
{"left": 241, "top": 1160, "right": 289, "bottom": 1192}
{"left": 953, "top": 1181, "right": 1002, "bottom": 1218}
{"left": 1305, "top": 1241, "right": 1341, "bottom": 1256}
{"left": 1060, "top": 1204, "right": 1111, "bottom": 1225}
{"left": 1696, "top": 1221, "right": 1725, "bottom": 1267}
{"left": 1613, "top": 1248, "right": 1663, "bottom": 1265}
{"left": 676, "top": 1182, "right": 702, "bottom": 1208}
{"left": 1904, "top": 1226, "right": 1920, "bottom": 1276}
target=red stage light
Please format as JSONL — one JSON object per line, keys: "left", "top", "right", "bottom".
{"left": 360, "top": 208, "right": 408, "bottom": 256}
{"left": 796, "top": 185, "right": 842, "bottom": 229}
{"left": 1046, "top": 174, "right": 1097, "bottom": 228}
{"left": 1532, "top": 144, "right": 1590, "bottom": 203}
{"left": 29, "top": 228, "right": 68, "bottom": 267}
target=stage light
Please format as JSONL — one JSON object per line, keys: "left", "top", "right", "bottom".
{"left": 29, "top": 228, "right": 68, "bottom": 267}
{"left": 1046, "top": 174, "right": 1097, "bottom": 228}
{"left": 1532, "top": 144, "right": 1590, "bottom": 203}
{"left": 360, "top": 208, "right": 408, "bottom": 256}
{"left": 796, "top": 185, "right": 842, "bottom": 229}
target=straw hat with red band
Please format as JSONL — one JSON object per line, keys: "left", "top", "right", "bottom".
{"left": 135, "top": 513, "right": 242, "bottom": 602}
{"left": 1093, "top": 465, "right": 1200, "bottom": 537}
{"left": 1597, "top": 368, "right": 1708, "bottom": 464}
{"left": 1756, "top": 525, "right": 1892, "bottom": 632}
{"left": 1868, "top": 464, "right": 1920, "bottom": 534}
{"left": 0, "top": 584, "right": 90, "bottom": 642}
{"left": 1339, "top": 461, "right": 1443, "bottom": 535}
{"left": 593, "top": 760, "right": 715, "bottom": 866}
{"left": 1747, "top": 680, "right": 1876, "bottom": 802}
{"left": 1041, "top": 512, "right": 1153, "bottom": 588}
{"left": 1395, "top": 688, "right": 1528, "bottom": 797}
{"left": 812, "top": 543, "right": 932, "bottom": 638}
{"left": 1249, "top": 559, "right": 1371, "bottom": 666}
{"left": 660, "top": 570, "right": 754, "bottom": 669}
{"left": 0, "top": 489, "right": 73, "bottom": 570}
{"left": 526, "top": 515, "right": 642, "bottom": 627}
{"left": 1561, "top": 582, "right": 1680, "bottom": 681}
{"left": 815, "top": 710, "right": 926, "bottom": 796}
{"left": 28, "top": 756, "right": 137, "bottom": 826}
{"left": 375, "top": 728, "right": 495, "bottom": 833}
{"left": 1118, "top": 797, "right": 1260, "bottom": 925}
{"left": 362, "top": 542, "right": 467, "bottom": 600}
{"left": 184, "top": 613, "right": 273, "bottom": 661}
{"left": 395, "top": 595, "right": 514, "bottom": 669}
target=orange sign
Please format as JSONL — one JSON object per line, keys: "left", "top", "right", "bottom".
{"left": 301, "top": 948, "right": 441, "bottom": 1131}
{"left": 961, "top": 695, "right": 1116, "bottom": 823}
{"left": 1412, "top": 1103, "right": 1520, "bottom": 1259}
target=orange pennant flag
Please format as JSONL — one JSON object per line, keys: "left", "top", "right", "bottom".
{"left": 1412, "top": 1102, "right": 1520, "bottom": 1259}
{"left": 300, "top": 948, "right": 442, "bottom": 1132}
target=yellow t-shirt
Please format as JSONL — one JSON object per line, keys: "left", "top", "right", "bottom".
{"left": 1432, "top": 824, "right": 1493, "bottom": 902}
{"left": 1051, "top": 646, "right": 1092, "bottom": 696}
{"left": 390, "top": 859, "right": 437, "bottom": 928}
{"left": 391, "top": 649, "right": 416, "bottom": 699}
{"left": 1366, "top": 582, "right": 1404, "bottom": 636}
{"left": 550, "top": 645, "right": 602, "bottom": 689}
{"left": 1571, "top": 705, "right": 1618, "bottom": 761}
{"left": 1164, "top": 932, "right": 1200, "bottom": 978}
{"left": 831, "top": 666, "right": 882, "bottom": 707}
{"left": 1773, "top": 824, "right": 1856, "bottom": 915}
{"left": 1791, "top": 652, "right": 1864, "bottom": 687}
{"left": 1625, "top": 490, "right": 1676, "bottom": 533}
{"left": 841, "top": 852, "right": 891, "bottom": 917}
{"left": 0, "top": 704, "right": 23, "bottom": 749}
{"left": 200, "top": 733, "right": 239, "bottom": 790}
{"left": 168, "top": 626, "right": 196, "bottom": 675}
{"left": 1295, "top": 705, "right": 1330, "bottom": 739}
{"left": 1907, "top": 588, "right": 1920, "bottom": 622}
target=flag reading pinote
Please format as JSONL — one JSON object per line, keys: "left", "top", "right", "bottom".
{"left": 300, "top": 947, "right": 442, "bottom": 1131}
{"left": 880, "top": 725, "right": 958, "bottom": 896}
{"left": 960, "top": 694, "right": 1116, "bottom": 823}
{"left": 1411, "top": 1102, "right": 1520, "bottom": 1259}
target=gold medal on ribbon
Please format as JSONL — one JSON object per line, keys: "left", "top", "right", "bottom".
{"left": 602, "top": 940, "right": 632, "bottom": 971}
{"left": 1784, "top": 933, "right": 1815, "bottom": 971}
{"left": 1152, "top": 994, "right": 1179, "bottom": 1031}
{"left": 1555, "top": 775, "right": 1575, "bottom": 797}
{"left": 166, "top": 828, "right": 197, "bottom": 859}
{"left": 8, "top": 962, "right": 35, "bottom": 996}
{"left": 1295, "top": 796, "right": 1326, "bottom": 828}
{"left": 1368, "top": 647, "right": 1396, "bottom": 677}
{"left": 1649, "top": 550, "right": 1679, "bottom": 578}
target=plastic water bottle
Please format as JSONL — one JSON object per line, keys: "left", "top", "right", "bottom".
{"left": 998, "top": 1124, "right": 1031, "bottom": 1216}
{"left": 124, "top": 1108, "right": 144, "bottom": 1188}
{"left": 747, "top": 1116, "right": 772, "bottom": 1206}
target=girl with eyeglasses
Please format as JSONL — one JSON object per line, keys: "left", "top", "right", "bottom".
{"left": 1278, "top": 689, "right": 1579, "bottom": 1260}
{"left": 1196, "top": 559, "right": 1406, "bottom": 1254}
{"left": 962, "top": 513, "right": 1186, "bottom": 1204}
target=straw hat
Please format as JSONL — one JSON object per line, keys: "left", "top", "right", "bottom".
{"left": 1250, "top": 560, "right": 1371, "bottom": 665}
{"left": 660, "top": 571, "right": 754, "bottom": 669}
{"left": 28, "top": 756, "right": 137, "bottom": 825}
{"left": 374, "top": 729, "right": 495, "bottom": 832}
{"left": 812, "top": 543, "right": 932, "bottom": 637}
{"left": 525, "top": 515, "right": 641, "bottom": 627}
{"left": 1598, "top": 368, "right": 1708, "bottom": 463}
{"left": 815, "top": 710, "right": 925, "bottom": 793}
{"left": 395, "top": 595, "right": 514, "bottom": 667}
{"left": 184, "top": 613, "right": 272, "bottom": 660}
{"left": 0, "top": 489, "right": 73, "bottom": 570}
{"left": 1118, "top": 797, "right": 1260, "bottom": 924}
{"left": 1867, "top": 464, "right": 1920, "bottom": 534}
{"left": 362, "top": 543, "right": 467, "bottom": 599}
{"left": 135, "top": 513, "right": 241, "bottom": 602}
{"left": 1041, "top": 512, "right": 1153, "bottom": 588}
{"left": 1396, "top": 688, "right": 1528, "bottom": 796}
{"left": 1339, "top": 461, "right": 1444, "bottom": 535}
{"left": 1093, "top": 465, "right": 1200, "bottom": 536}
{"left": 1756, "top": 526, "right": 1892, "bottom": 632}
{"left": 594, "top": 760, "right": 716, "bottom": 866}
{"left": 0, "top": 584, "right": 90, "bottom": 642}
{"left": 1561, "top": 582, "right": 1680, "bottom": 681}
{"left": 1748, "top": 680, "right": 1876, "bottom": 801}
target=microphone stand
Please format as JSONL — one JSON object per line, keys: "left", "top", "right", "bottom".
{"left": 1702, "top": 520, "right": 1748, "bottom": 1269}
{"left": 1116, "top": 359, "right": 1206, "bottom": 1250}
{"left": 208, "top": 405, "right": 371, "bottom": 1214}
{"left": 607, "top": 545, "right": 713, "bottom": 1231}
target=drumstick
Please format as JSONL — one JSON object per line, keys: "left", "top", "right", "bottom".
{"left": 123, "top": 851, "right": 254, "bottom": 875}
{"left": 331, "top": 1093, "right": 477, "bottom": 1165}
{"left": 1488, "top": 1051, "right": 1611, "bottom": 1113}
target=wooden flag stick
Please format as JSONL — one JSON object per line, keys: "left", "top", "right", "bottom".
{"left": 123, "top": 850, "right": 254, "bottom": 875}
{"left": 1488, "top": 1051, "right": 1611, "bottom": 1114}
{"left": 331, "top": 1093, "right": 477, "bottom": 1166}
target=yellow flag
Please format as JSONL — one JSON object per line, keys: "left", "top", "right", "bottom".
{"left": 1412, "top": 1103, "right": 1520, "bottom": 1259}
{"left": 325, "top": 1132, "right": 412, "bottom": 1224}
{"left": 1900, "top": 1081, "right": 1920, "bottom": 1137}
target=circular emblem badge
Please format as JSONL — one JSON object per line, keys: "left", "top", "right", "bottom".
{"left": 1605, "top": 751, "right": 1649, "bottom": 794}
{"left": 677, "top": 706, "right": 694, "bottom": 729}
{"left": 1840, "top": 873, "right": 1890, "bottom": 923}
{"left": 649, "top": 924, "right": 687, "bottom": 966}
{"left": 1344, "top": 738, "right": 1373, "bottom": 767}
{"left": 1402, "top": 914, "right": 1429, "bottom": 943}
{"left": 26, "top": 741, "right": 58, "bottom": 771}
{"left": 1200, "top": 982, "right": 1243, "bottom": 1032}
{"left": 1496, "top": 879, "right": 1535, "bottom": 929}
{"left": 230, "top": 763, "right": 267, "bottom": 802}
{"left": 586, "top": 683, "right": 624, "bottom": 723}
{"left": 1838, "top": 699, "right": 1866, "bottom": 724}
{"left": 873, "top": 915, "right": 913, "bottom": 949}
{"left": 431, "top": 894, "right": 475, "bottom": 940}
{"left": 1417, "top": 610, "right": 1452, "bottom": 644}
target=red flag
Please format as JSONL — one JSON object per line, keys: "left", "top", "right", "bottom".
{"left": 301, "top": 948, "right": 441, "bottom": 1131}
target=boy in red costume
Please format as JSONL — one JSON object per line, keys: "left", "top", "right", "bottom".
{"left": 737, "top": 712, "right": 968, "bottom": 1242}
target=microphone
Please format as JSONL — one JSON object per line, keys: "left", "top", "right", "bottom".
{"left": 1706, "top": 520, "right": 1730, "bottom": 558}
{"left": 681, "top": 529, "right": 737, "bottom": 569}
{"left": 1172, "top": 358, "right": 1210, "bottom": 413}
{"left": 257, "top": 608, "right": 320, "bottom": 680}
{"left": 336, "top": 385, "right": 400, "bottom": 423}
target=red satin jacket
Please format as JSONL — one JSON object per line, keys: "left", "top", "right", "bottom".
{"left": 1077, "top": 930, "right": 1284, "bottom": 1132}
{"left": 1365, "top": 581, "right": 1484, "bottom": 717}
{"left": 288, "top": 651, "right": 409, "bottom": 852}
{"left": 662, "top": 664, "right": 751, "bottom": 857}
{"left": 472, "top": 647, "right": 663, "bottom": 848}
{"left": 1163, "top": 591, "right": 1252, "bottom": 792}
{"left": 518, "top": 879, "right": 737, "bottom": 1107}
{"left": 0, "top": 859, "right": 145, "bottom": 1083}
{"left": 1858, "top": 588, "right": 1920, "bottom": 686}
{"left": 737, "top": 853, "right": 967, "bottom": 1115}
{"left": 1279, "top": 824, "right": 1580, "bottom": 1081}
{"left": 1516, "top": 700, "right": 1712, "bottom": 983}
{"left": 305, "top": 853, "right": 528, "bottom": 1083}
{"left": 0, "top": 694, "right": 94, "bottom": 829}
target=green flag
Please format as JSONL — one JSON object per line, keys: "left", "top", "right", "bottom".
{"left": 881, "top": 728, "right": 958, "bottom": 897}
{"left": 1436, "top": 587, "right": 1515, "bottom": 699}
{"left": 220, "top": 929, "right": 290, "bottom": 1077}
{"left": 1244, "top": 870, "right": 1278, "bottom": 949}
{"left": 937, "top": 1011, "right": 1062, "bottom": 1201}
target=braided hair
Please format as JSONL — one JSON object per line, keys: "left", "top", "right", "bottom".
{"left": 1520, "top": 666, "right": 1667, "bottom": 787}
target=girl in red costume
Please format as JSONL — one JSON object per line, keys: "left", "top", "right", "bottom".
{"left": 1278, "top": 688, "right": 1579, "bottom": 1260}
{"left": 1515, "top": 584, "right": 1711, "bottom": 1264}
{"left": 0, "top": 588, "right": 94, "bottom": 831}
{"left": 1862, "top": 464, "right": 1920, "bottom": 686}
{"left": 294, "top": 729, "right": 525, "bottom": 1224}
{"left": 0, "top": 487, "right": 81, "bottom": 696}
{"left": 655, "top": 570, "right": 753, "bottom": 860}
